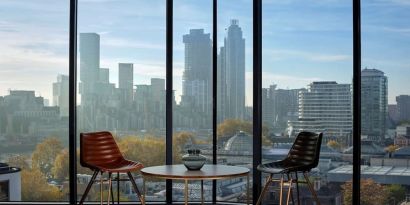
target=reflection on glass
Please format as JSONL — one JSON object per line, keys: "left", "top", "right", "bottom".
{"left": 262, "top": 0, "right": 352, "bottom": 204}
{"left": 77, "top": 0, "right": 166, "bottom": 202}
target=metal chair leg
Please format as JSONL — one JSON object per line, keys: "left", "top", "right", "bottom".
{"left": 279, "top": 175, "right": 284, "bottom": 205}
{"left": 256, "top": 174, "right": 273, "bottom": 205}
{"left": 117, "top": 172, "right": 120, "bottom": 204}
{"left": 127, "top": 172, "right": 143, "bottom": 204}
{"left": 100, "top": 171, "right": 104, "bottom": 205}
{"left": 295, "top": 173, "right": 300, "bottom": 205}
{"left": 79, "top": 170, "right": 99, "bottom": 205}
{"left": 286, "top": 175, "right": 293, "bottom": 205}
{"left": 107, "top": 173, "right": 112, "bottom": 205}
{"left": 287, "top": 173, "right": 295, "bottom": 205}
{"left": 303, "top": 172, "right": 321, "bottom": 205}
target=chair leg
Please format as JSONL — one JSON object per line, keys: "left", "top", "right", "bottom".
{"left": 295, "top": 173, "right": 300, "bottom": 205}
{"left": 107, "top": 172, "right": 112, "bottom": 205}
{"left": 279, "top": 175, "right": 284, "bottom": 205}
{"left": 256, "top": 174, "right": 273, "bottom": 205}
{"left": 100, "top": 171, "right": 104, "bottom": 205}
{"left": 303, "top": 172, "right": 321, "bottom": 205}
{"left": 127, "top": 172, "right": 143, "bottom": 204}
{"left": 287, "top": 173, "right": 295, "bottom": 205}
{"left": 286, "top": 174, "right": 293, "bottom": 205}
{"left": 79, "top": 170, "right": 99, "bottom": 205}
{"left": 117, "top": 172, "right": 120, "bottom": 204}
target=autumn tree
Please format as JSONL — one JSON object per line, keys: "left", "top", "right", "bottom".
{"left": 173, "top": 132, "right": 196, "bottom": 151}
{"left": 52, "top": 149, "right": 69, "bottom": 180}
{"left": 21, "top": 168, "right": 63, "bottom": 201}
{"left": 341, "top": 179, "right": 387, "bottom": 205}
{"left": 7, "top": 155, "right": 30, "bottom": 170}
{"left": 217, "top": 119, "right": 272, "bottom": 145}
{"left": 32, "top": 137, "right": 63, "bottom": 177}
{"left": 117, "top": 136, "right": 170, "bottom": 167}
{"left": 327, "top": 140, "right": 342, "bottom": 151}
{"left": 385, "top": 145, "right": 399, "bottom": 158}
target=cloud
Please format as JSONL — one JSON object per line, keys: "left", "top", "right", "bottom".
{"left": 264, "top": 49, "right": 351, "bottom": 62}
{"left": 102, "top": 37, "right": 165, "bottom": 51}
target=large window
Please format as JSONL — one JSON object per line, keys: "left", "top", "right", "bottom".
{"left": 0, "top": 0, "right": 69, "bottom": 202}
{"left": 358, "top": 1, "right": 410, "bottom": 205}
{"left": 172, "top": 0, "right": 213, "bottom": 201}
{"left": 76, "top": 0, "right": 166, "bottom": 202}
{"left": 262, "top": 1, "right": 353, "bottom": 204}
{"left": 216, "top": 0, "right": 253, "bottom": 203}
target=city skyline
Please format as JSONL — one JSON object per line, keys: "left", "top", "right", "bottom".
{"left": 1, "top": 0, "right": 410, "bottom": 105}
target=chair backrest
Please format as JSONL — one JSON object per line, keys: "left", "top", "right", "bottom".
{"left": 80, "top": 131, "right": 124, "bottom": 170}
{"left": 285, "top": 131, "right": 323, "bottom": 171}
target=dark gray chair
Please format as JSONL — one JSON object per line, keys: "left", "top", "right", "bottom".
{"left": 256, "top": 131, "right": 323, "bottom": 205}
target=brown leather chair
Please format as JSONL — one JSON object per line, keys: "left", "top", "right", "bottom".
{"left": 79, "top": 131, "right": 144, "bottom": 204}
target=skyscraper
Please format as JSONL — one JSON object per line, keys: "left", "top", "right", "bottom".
{"left": 118, "top": 63, "right": 134, "bottom": 104}
{"left": 361, "top": 68, "right": 388, "bottom": 140}
{"left": 224, "top": 19, "right": 245, "bottom": 120}
{"left": 181, "top": 29, "right": 212, "bottom": 113}
{"left": 79, "top": 33, "right": 100, "bottom": 97}
{"left": 217, "top": 45, "right": 227, "bottom": 123}
{"left": 52, "top": 74, "right": 69, "bottom": 117}
{"left": 396, "top": 95, "right": 410, "bottom": 123}
{"left": 288, "top": 82, "right": 352, "bottom": 141}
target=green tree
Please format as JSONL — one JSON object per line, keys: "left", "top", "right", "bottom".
{"left": 32, "top": 137, "right": 63, "bottom": 177}
{"left": 385, "top": 184, "right": 406, "bottom": 205}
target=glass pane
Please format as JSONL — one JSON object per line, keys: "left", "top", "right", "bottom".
{"left": 361, "top": 1, "right": 410, "bottom": 205}
{"left": 217, "top": 0, "right": 253, "bottom": 203}
{"left": 0, "top": 0, "right": 69, "bottom": 202}
{"left": 77, "top": 0, "right": 166, "bottom": 202}
{"left": 262, "top": 1, "right": 352, "bottom": 204}
{"left": 172, "top": 0, "right": 213, "bottom": 202}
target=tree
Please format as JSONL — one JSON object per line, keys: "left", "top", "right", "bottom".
{"left": 7, "top": 155, "right": 30, "bottom": 170}
{"left": 217, "top": 119, "right": 272, "bottom": 145}
{"left": 385, "top": 184, "right": 406, "bottom": 205}
{"left": 341, "top": 179, "right": 387, "bottom": 205}
{"left": 117, "top": 136, "right": 168, "bottom": 167}
{"left": 32, "top": 137, "right": 63, "bottom": 177}
{"left": 21, "top": 168, "right": 63, "bottom": 201}
{"left": 173, "top": 132, "right": 196, "bottom": 151}
{"left": 327, "top": 140, "right": 342, "bottom": 151}
{"left": 385, "top": 145, "right": 399, "bottom": 158}
{"left": 52, "top": 149, "right": 69, "bottom": 180}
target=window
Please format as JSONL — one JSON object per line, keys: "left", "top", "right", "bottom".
{"left": 77, "top": 0, "right": 166, "bottom": 202}
{"left": 0, "top": 0, "right": 69, "bottom": 202}
{"left": 262, "top": 0, "right": 353, "bottom": 204}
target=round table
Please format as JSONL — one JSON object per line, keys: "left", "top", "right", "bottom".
{"left": 140, "top": 164, "right": 250, "bottom": 205}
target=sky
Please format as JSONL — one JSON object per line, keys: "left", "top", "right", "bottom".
{"left": 0, "top": 0, "right": 409, "bottom": 105}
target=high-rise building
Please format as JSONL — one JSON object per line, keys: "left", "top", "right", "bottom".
{"left": 361, "top": 68, "right": 388, "bottom": 140}
{"left": 288, "top": 82, "right": 352, "bottom": 141}
{"left": 396, "top": 95, "right": 410, "bottom": 123}
{"left": 52, "top": 74, "right": 69, "bottom": 117}
{"left": 217, "top": 45, "right": 227, "bottom": 123}
{"left": 79, "top": 33, "right": 100, "bottom": 97}
{"left": 118, "top": 63, "right": 134, "bottom": 104}
{"left": 181, "top": 29, "right": 212, "bottom": 113}
{"left": 262, "top": 84, "right": 303, "bottom": 130}
{"left": 224, "top": 19, "right": 245, "bottom": 120}
{"left": 99, "top": 68, "right": 109, "bottom": 84}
